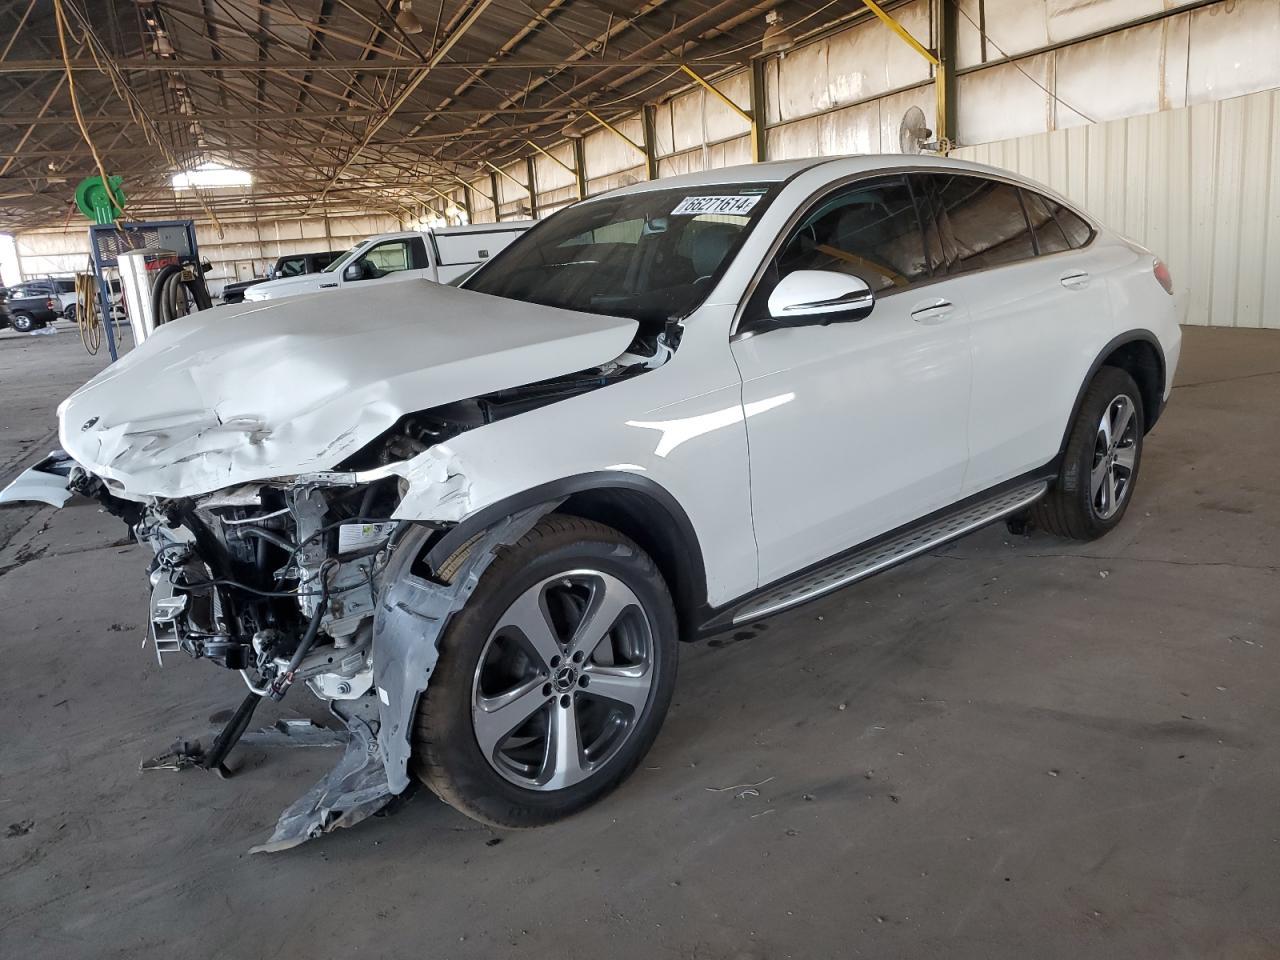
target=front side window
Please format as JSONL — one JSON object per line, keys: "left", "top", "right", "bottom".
{"left": 351, "top": 238, "right": 425, "bottom": 278}
{"left": 278, "top": 257, "right": 307, "bottom": 277}
{"left": 919, "top": 174, "right": 1036, "bottom": 273}
{"left": 742, "top": 175, "right": 930, "bottom": 326}
{"left": 466, "top": 183, "right": 779, "bottom": 325}
{"left": 775, "top": 176, "right": 930, "bottom": 293}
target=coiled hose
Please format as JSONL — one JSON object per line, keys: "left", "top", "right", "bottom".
{"left": 151, "top": 262, "right": 213, "bottom": 326}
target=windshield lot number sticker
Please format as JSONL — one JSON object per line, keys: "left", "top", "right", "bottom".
{"left": 671, "top": 195, "right": 761, "bottom": 216}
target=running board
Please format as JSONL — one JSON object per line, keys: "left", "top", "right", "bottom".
{"left": 733, "top": 479, "right": 1049, "bottom": 625}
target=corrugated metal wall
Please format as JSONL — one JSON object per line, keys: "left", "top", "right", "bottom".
{"left": 11, "top": 0, "right": 1280, "bottom": 324}
{"left": 954, "top": 86, "right": 1280, "bottom": 328}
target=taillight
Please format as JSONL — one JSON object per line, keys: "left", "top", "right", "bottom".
{"left": 47, "top": 298, "right": 57, "bottom": 309}
{"left": 1153, "top": 259, "right": 1173, "bottom": 295}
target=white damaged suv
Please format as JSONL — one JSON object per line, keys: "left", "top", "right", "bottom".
{"left": 5, "top": 156, "right": 1180, "bottom": 848}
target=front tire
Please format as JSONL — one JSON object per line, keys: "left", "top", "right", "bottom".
{"left": 1032, "top": 366, "right": 1145, "bottom": 540}
{"left": 10, "top": 312, "right": 35, "bottom": 333}
{"left": 412, "top": 515, "right": 678, "bottom": 828}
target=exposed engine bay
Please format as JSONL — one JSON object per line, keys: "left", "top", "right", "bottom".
{"left": 67, "top": 331, "right": 675, "bottom": 851}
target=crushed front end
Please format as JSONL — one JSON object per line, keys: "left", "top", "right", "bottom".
{"left": 106, "top": 472, "right": 411, "bottom": 849}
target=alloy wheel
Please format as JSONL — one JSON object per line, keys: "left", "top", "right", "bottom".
{"left": 470, "top": 569, "right": 656, "bottom": 791}
{"left": 1091, "top": 394, "right": 1138, "bottom": 520}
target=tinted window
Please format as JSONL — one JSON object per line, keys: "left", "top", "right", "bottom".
{"left": 775, "top": 176, "right": 930, "bottom": 293}
{"left": 1056, "top": 205, "right": 1093, "bottom": 248}
{"left": 920, "top": 174, "right": 1036, "bottom": 273}
{"left": 1021, "top": 190, "right": 1071, "bottom": 254}
{"left": 278, "top": 257, "right": 307, "bottom": 277}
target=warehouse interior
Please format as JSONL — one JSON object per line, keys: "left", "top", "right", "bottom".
{"left": 2, "top": 1, "right": 1279, "bottom": 957}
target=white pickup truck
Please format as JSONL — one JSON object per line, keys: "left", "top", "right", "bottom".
{"left": 244, "top": 221, "right": 536, "bottom": 302}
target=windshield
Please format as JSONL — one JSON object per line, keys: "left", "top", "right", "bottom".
{"left": 465, "top": 184, "right": 778, "bottom": 324}
{"left": 321, "top": 244, "right": 361, "bottom": 273}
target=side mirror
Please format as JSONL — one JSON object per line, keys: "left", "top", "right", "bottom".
{"left": 342, "top": 262, "right": 366, "bottom": 283}
{"left": 767, "top": 270, "right": 875, "bottom": 324}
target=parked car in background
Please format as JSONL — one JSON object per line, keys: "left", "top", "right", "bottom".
{"left": 220, "top": 250, "right": 346, "bottom": 304}
{"left": 10, "top": 276, "right": 78, "bottom": 316}
{"left": 3, "top": 156, "right": 1180, "bottom": 847}
{"left": 1, "top": 282, "right": 61, "bottom": 331}
{"left": 243, "top": 222, "right": 534, "bottom": 301}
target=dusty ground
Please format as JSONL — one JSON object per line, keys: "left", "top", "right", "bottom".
{"left": 2, "top": 323, "right": 1278, "bottom": 959}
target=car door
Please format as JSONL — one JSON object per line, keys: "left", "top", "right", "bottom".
{"left": 912, "top": 173, "right": 1115, "bottom": 493}
{"left": 338, "top": 236, "right": 431, "bottom": 289}
{"left": 730, "top": 174, "right": 973, "bottom": 586}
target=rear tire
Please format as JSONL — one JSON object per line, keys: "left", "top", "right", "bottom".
{"left": 11, "top": 312, "right": 34, "bottom": 333}
{"left": 412, "top": 515, "right": 678, "bottom": 828}
{"left": 1032, "top": 366, "right": 1144, "bottom": 540}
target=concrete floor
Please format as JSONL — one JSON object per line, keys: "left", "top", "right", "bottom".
{"left": 2, "top": 322, "right": 1278, "bottom": 959}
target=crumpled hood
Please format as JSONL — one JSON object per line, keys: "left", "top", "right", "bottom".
{"left": 58, "top": 281, "right": 637, "bottom": 499}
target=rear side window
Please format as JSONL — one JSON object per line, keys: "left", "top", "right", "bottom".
{"left": 1022, "top": 189, "right": 1094, "bottom": 253}
{"left": 1056, "top": 205, "right": 1093, "bottom": 248}
{"left": 918, "top": 174, "right": 1036, "bottom": 273}
{"left": 1021, "top": 190, "right": 1071, "bottom": 254}
{"left": 775, "top": 175, "right": 930, "bottom": 294}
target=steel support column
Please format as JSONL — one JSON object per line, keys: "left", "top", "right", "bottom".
{"left": 860, "top": 0, "right": 946, "bottom": 147}
{"left": 641, "top": 105, "right": 659, "bottom": 180}
{"left": 572, "top": 137, "right": 588, "bottom": 200}
{"left": 749, "top": 57, "right": 768, "bottom": 163}
{"left": 935, "top": 0, "right": 957, "bottom": 148}
{"left": 525, "top": 156, "right": 539, "bottom": 218}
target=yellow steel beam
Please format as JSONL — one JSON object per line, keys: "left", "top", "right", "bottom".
{"left": 679, "top": 63, "right": 762, "bottom": 162}
{"left": 526, "top": 139, "right": 578, "bottom": 178}
{"left": 585, "top": 110, "right": 647, "bottom": 158}
{"left": 861, "top": 0, "right": 950, "bottom": 150}
{"left": 861, "top": 0, "right": 939, "bottom": 65}
{"left": 679, "top": 64, "right": 753, "bottom": 124}
{"left": 484, "top": 159, "right": 532, "bottom": 193}
{"left": 453, "top": 174, "right": 492, "bottom": 203}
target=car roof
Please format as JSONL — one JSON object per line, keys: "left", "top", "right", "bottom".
{"left": 598, "top": 153, "right": 1050, "bottom": 198}
{"left": 436, "top": 220, "right": 537, "bottom": 234}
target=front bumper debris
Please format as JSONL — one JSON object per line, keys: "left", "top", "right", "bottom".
{"left": 250, "top": 702, "right": 391, "bottom": 854}
{"left": 0, "top": 450, "right": 75, "bottom": 507}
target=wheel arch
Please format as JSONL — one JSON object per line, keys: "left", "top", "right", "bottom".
{"left": 1060, "top": 331, "right": 1166, "bottom": 456}
{"left": 424, "top": 472, "right": 709, "bottom": 642}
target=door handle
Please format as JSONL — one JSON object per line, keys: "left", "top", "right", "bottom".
{"left": 1060, "top": 271, "right": 1091, "bottom": 290}
{"left": 319, "top": 282, "right": 338, "bottom": 288}
{"left": 910, "top": 299, "right": 954, "bottom": 324}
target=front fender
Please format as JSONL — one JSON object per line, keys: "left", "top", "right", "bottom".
{"left": 371, "top": 502, "right": 558, "bottom": 793}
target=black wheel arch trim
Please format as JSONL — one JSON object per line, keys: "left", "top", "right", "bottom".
{"left": 423, "top": 471, "right": 709, "bottom": 639}
{"left": 1060, "top": 329, "right": 1166, "bottom": 456}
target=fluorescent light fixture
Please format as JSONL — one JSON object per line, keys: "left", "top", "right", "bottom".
{"left": 171, "top": 164, "right": 253, "bottom": 189}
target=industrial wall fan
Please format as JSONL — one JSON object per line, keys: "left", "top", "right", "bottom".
{"left": 899, "top": 106, "right": 951, "bottom": 155}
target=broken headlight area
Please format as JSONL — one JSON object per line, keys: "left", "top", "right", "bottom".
{"left": 118, "top": 474, "right": 431, "bottom": 850}
{"left": 139, "top": 476, "right": 409, "bottom": 703}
